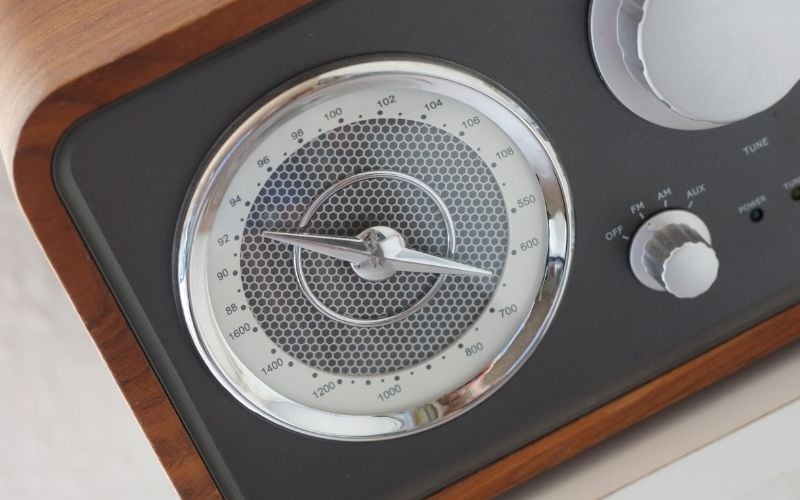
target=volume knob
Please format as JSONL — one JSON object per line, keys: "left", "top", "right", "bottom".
{"left": 629, "top": 210, "right": 719, "bottom": 298}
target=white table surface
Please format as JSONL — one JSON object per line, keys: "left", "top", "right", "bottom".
{"left": 1, "top": 163, "right": 798, "bottom": 499}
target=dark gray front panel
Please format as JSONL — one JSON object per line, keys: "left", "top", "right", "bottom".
{"left": 54, "top": 0, "right": 800, "bottom": 498}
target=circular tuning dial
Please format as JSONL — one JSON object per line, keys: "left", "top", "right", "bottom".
{"left": 630, "top": 210, "right": 719, "bottom": 299}
{"left": 590, "top": 0, "right": 800, "bottom": 130}
{"left": 177, "top": 57, "right": 573, "bottom": 440}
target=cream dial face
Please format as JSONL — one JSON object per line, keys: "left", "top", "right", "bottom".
{"left": 178, "top": 58, "right": 572, "bottom": 440}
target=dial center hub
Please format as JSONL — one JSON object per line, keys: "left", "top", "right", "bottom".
{"left": 352, "top": 226, "right": 408, "bottom": 281}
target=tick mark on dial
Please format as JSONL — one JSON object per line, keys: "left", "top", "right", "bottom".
{"left": 312, "top": 373, "right": 318, "bottom": 378}
{"left": 271, "top": 348, "right": 277, "bottom": 354}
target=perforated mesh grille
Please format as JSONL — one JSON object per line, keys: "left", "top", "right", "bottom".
{"left": 240, "top": 118, "right": 508, "bottom": 375}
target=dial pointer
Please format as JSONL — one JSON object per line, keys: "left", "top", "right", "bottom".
{"left": 260, "top": 228, "right": 492, "bottom": 278}
{"left": 260, "top": 230, "right": 370, "bottom": 264}
{"left": 387, "top": 248, "right": 492, "bottom": 277}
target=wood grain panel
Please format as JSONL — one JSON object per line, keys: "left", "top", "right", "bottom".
{"left": 0, "top": 1, "right": 798, "bottom": 498}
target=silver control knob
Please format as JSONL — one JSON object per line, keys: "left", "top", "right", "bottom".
{"left": 630, "top": 210, "right": 718, "bottom": 298}
{"left": 590, "top": 0, "right": 800, "bottom": 130}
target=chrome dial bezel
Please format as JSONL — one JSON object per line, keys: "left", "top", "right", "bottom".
{"left": 176, "top": 56, "right": 574, "bottom": 441}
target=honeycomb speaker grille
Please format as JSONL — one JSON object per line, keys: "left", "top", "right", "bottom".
{"left": 240, "top": 118, "right": 509, "bottom": 375}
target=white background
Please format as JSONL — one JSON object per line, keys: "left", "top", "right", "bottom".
{"left": 0, "top": 158, "right": 798, "bottom": 498}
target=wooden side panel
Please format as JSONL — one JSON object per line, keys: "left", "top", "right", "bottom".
{"left": 0, "top": 0, "right": 226, "bottom": 166}
{"left": 0, "top": 0, "right": 312, "bottom": 497}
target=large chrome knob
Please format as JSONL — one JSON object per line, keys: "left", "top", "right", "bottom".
{"left": 590, "top": 0, "right": 800, "bottom": 130}
{"left": 630, "top": 210, "right": 719, "bottom": 298}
